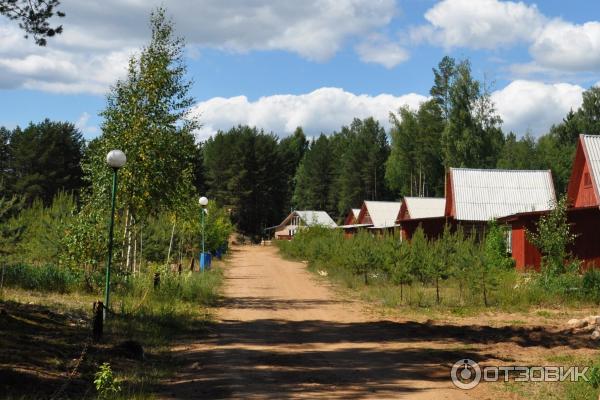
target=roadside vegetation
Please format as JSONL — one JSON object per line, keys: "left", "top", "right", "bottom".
{"left": 0, "top": 8, "right": 233, "bottom": 399}
{"left": 277, "top": 201, "right": 599, "bottom": 312}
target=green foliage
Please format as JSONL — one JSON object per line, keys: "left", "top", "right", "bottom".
{"left": 484, "top": 220, "right": 514, "bottom": 270}
{"left": 582, "top": 269, "right": 600, "bottom": 302}
{"left": 203, "top": 125, "right": 287, "bottom": 237}
{"left": 292, "top": 134, "right": 336, "bottom": 215}
{"left": 94, "top": 363, "right": 122, "bottom": 399}
{"left": 342, "top": 230, "right": 381, "bottom": 284}
{"left": 279, "top": 223, "right": 599, "bottom": 309}
{"left": 2, "top": 120, "right": 84, "bottom": 204}
{"left": 527, "top": 195, "right": 577, "bottom": 276}
{"left": 2, "top": 263, "right": 82, "bottom": 293}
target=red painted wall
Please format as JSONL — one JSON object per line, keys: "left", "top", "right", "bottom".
{"left": 569, "top": 208, "right": 600, "bottom": 269}
{"left": 510, "top": 221, "right": 542, "bottom": 272}
{"left": 568, "top": 136, "right": 599, "bottom": 208}
{"left": 573, "top": 160, "right": 597, "bottom": 207}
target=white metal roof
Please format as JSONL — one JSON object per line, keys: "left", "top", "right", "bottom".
{"left": 402, "top": 197, "right": 446, "bottom": 219}
{"left": 582, "top": 135, "right": 600, "bottom": 195}
{"left": 295, "top": 211, "right": 337, "bottom": 227}
{"left": 363, "top": 201, "right": 402, "bottom": 228}
{"left": 337, "top": 223, "right": 373, "bottom": 229}
{"left": 450, "top": 168, "right": 556, "bottom": 221}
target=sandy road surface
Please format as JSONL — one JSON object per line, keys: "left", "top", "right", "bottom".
{"left": 159, "top": 245, "right": 479, "bottom": 399}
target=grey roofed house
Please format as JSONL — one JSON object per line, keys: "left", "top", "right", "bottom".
{"left": 357, "top": 200, "right": 402, "bottom": 229}
{"left": 273, "top": 210, "right": 337, "bottom": 239}
{"left": 446, "top": 168, "right": 556, "bottom": 222}
{"left": 399, "top": 197, "right": 445, "bottom": 220}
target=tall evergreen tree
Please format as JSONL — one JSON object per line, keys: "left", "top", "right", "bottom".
{"left": 430, "top": 56, "right": 456, "bottom": 120}
{"left": 386, "top": 100, "right": 444, "bottom": 197}
{"left": 496, "top": 133, "right": 538, "bottom": 170}
{"left": 292, "top": 134, "right": 335, "bottom": 215}
{"left": 335, "top": 118, "right": 389, "bottom": 215}
{"left": 203, "top": 126, "right": 287, "bottom": 236}
{"left": 278, "top": 127, "right": 308, "bottom": 213}
{"left": 8, "top": 120, "right": 84, "bottom": 204}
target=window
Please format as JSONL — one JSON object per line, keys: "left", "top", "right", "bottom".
{"left": 505, "top": 228, "right": 512, "bottom": 255}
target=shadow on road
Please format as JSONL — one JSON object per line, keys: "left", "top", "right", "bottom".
{"left": 158, "top": 295, "right": 593, "bottom": 399}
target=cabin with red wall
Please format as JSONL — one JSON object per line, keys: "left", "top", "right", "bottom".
{"left": 397, "top": 197, "right": 446, "bottom": 240}
{"left": 566, "top": 135, "right": 600, "bottom": 269}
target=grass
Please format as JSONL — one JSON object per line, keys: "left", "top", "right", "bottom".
{"left": 0, "top": 260, "right": 223, "bottom": 399}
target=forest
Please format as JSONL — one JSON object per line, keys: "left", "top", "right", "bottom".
{"left": 2, "top": 32, "right": 600, "bottom": 250}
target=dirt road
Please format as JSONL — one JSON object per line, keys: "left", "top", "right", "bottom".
{"left": 159, "top": 245, "right": 487, "bottom": 399}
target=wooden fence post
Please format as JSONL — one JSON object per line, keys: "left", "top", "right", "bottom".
{"left": 92, "top": 301, "right": 103, "bottom": 341}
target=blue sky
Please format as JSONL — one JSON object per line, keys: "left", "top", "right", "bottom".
{"left": 1, "top": 0, "right": 599, "bottom": 140}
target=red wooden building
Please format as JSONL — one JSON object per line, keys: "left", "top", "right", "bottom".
{"left": 397, "top": 197, "right": 446, "bottom": 240}
{"left": 400, "top": 168, "right": 556, "bottom": 248}
{"left": 546, "top": 134, "right": 600, "bottom": 269}
{"left": 500, "top": 135, "right": 600, "bottom": 270}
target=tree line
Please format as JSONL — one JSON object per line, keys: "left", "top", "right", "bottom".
{"left": 2, "top": 34, "right": 600, "bottom": 241}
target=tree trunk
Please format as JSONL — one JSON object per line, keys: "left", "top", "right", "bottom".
{"left": 139, "top": 224, "right": 143, "bottom": 272}
{"left": 482, "top": 272, "right": 488, "bottom": 307}
{"left": 400, "top": 282, "right": 403, "bottom": 302}
{"left": 121, "top": 208, "right": 130, "bottom": 267}
{"left": 166, "top": 220, "right": 176, "bottom": 265}
{"left": 133, "top": 228, "right": 137, "bottom": 274}
{"left": 125, "top": 215, "right": 134, "bottom": 272}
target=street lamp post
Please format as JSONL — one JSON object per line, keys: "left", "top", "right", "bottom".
{"left": 104, "top": 150, "right": 126, "bottom": 319}
{"left": 199, "top": 196, "right": 208, "bottom": 271}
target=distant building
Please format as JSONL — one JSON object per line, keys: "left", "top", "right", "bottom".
{"left": 344, "top": 208, "right": 361, "bottom": 225}
{"left": 397, "top": 197, "right": 445, "bottom": 240}
{"left": 271, "top": 210, "right": 337, "bottom": 240}
{"left": 355, "top": 200, "right": 402, "bottom": 235}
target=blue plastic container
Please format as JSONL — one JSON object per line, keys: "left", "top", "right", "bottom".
{"left": 200, "top": 252, "right": 212, "bottom": 271}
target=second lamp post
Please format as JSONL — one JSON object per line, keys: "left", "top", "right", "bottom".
{"left": 199, "top": 196, "right": 208, "bottom": 271}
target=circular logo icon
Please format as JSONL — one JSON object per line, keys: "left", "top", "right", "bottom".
{"left": 451, "top": 359, "right": 482, "bottom": 390}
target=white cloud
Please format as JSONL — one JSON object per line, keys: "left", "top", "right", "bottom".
{"left": 414, "top": 0, "right": 544, "bottom": 49}
{"left": 0, "top": 0, "right": 398, "bottom": 94}
{"left": 190, "top": 81, "right": 585, "bottom": 141}
{"left": 355, "top": 34, "right": 409, "bottom": 68}
{"left": 414, "top": 0, "right": 600, "bottom": 74}
{"left": 492, "top": 80, "right": 584, "bottom": 136}
{"left": 191, "top": 87, "right": 427, "bottom": 140}
{"left": 530, "top": 20, "right": 600, "bottom": 72}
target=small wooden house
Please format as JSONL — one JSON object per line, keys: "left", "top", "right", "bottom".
{"left": 344, "top": 208, "right": 361, "bottom": 225}
{"left": 397, "top": 197, "right": 446, "bottom": 240}
{"left": 338, "top": 208, "right": 365, "bottom": 237}
{"left": 355, "top": 201, "right": 402, "bottom": 235}
{"left": 501, "top": 135, "right": 600, "bottom": 270}
{"left": 565, "top": 135, "right": 600, "bottom": 268}
{"left": 272, "top": 210, "right": 337, "bottom": 240}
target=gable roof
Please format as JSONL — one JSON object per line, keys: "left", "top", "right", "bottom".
{"left": 352, "top": 208, "right": 361, "bottom": 219}
{"left": 567, "top": 135, "right": 600, "bottom": 207}
{"left": 447, "top": 168, "right": 556, "bottom": 221}
{"left": 359, "top": 201, "right": 402, "bottom": 228}
{"left": 294, "top": 210, "right": 337, "bottom": 227}
{"left": 400, "top": 197, "right": 445, "bottom": 220}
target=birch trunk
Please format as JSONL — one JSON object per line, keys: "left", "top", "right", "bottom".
{"left": 166, "top": 220, "right": 176, "bottom": 265}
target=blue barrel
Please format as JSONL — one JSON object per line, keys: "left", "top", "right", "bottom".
{"left": 200, "top": 252, "right": 212, "bottom": 271}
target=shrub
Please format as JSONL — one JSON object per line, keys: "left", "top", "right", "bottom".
{"left": 2, "top": 263, "right": 81, "bottom": 293}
